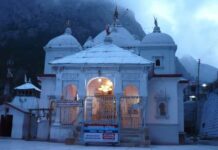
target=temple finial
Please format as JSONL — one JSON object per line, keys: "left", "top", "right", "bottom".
{"left": 24, "top": 74, "right": 27, "bottom": 83}
{"left": 66, "top": 19, "right": 71, "bottom": 27}
{"left": 64, "top": 19, "right": 72, "bottom": 34}
{"left": 153, "top": 17, "right": 161, "bottom": 33}
{"left": 154, "top": 17, "right": 158, "bottom": 27}
{"left": 28, "top": 78, "right": 32, "bottom": 83}
{"left": 113, "top": 6, "right": 119, "bottom": 21}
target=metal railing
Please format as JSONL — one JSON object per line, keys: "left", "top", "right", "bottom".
{"left": 55, "top": 100, "right": 83, "bottom": 126}
{"left": 53, "top": 96, "right": 144, "bottom": 128}
{"left": 84, "top": 96, "right": 117, "bottom": 124}
{"left": 120, "top": 96, "right": 143, "bottom": 128}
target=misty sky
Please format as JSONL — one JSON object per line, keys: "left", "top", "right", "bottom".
{"left": 117, "top": 0, "right": 218, "bottom": 67}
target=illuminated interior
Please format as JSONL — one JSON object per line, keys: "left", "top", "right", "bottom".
{"left": 86, "top": 77, "right": 115, "bottom": 122}
{"left": 121, "top": 85, "right": 140, "bottom": 128}
{"left": 63, "top": 84, "right": 78, "bottom": 100}
{"left": 87, "top": 77, "right": 114, "bottom": 96}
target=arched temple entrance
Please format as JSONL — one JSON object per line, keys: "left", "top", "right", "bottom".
{"left": 87, "top": 77, "right": 114, "bottom": 96}
{"left": 60, "top": 84, "right": 79, "bottom": 125}
{"left": 85, "top": 77, "right": 116, "bottom": 123}
{"left": 121, "top": 85, "right": 141, "bottom": 128}
{"left": 63, "top": 84, "right": 78, "bottom": 100}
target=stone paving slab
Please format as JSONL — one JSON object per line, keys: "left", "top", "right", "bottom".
{"left": 0, "top": 139, "right": 217, "bottom": 150}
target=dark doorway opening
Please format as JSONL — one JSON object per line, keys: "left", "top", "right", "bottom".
{"left": 0, "top": 115, "right": 13, "bottom": 137}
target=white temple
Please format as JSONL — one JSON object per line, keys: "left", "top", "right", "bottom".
{"left": 0, "top": 8, "right": 187, "bottom": 146}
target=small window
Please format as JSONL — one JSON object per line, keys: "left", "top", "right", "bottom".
{"left": 156, "top": 59, "right": 161, "bottom": 66}
{"left": 153, "top": 56, "right": 163, "bottom": 68}
{"left": 191, "top": 86, "right": 196, "bottom": 92}
{"left": 154, "top": 90, "right": 169, "bottom": 119}
{"left": 202, "top": 123, "right": 205, "bottom": 128}
{"left": 159, "top": 103, "right": 166, "bottom": 116}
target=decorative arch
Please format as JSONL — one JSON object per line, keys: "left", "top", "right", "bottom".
{"left": 154, "top": 90, "right": 170, "bottom": 118}
{"left": 86, "top": 77, "right": 114, "bottom": 96}
{"left": 63, "top": 84, "right": 78, "bottom": 100}
{"left": 85, "top": 77, "right": 115, "bottom": 122}
{"left": 60, "top": 84, "right": 79, "bottom": 125}
{"left": 121, "top": 85, "right": 140, "bottom": 128}
{"left": 123, "top": 85, "right": 139, "bottom": 96}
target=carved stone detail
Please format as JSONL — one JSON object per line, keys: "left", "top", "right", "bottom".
{"left": 122, "top": 73, "right": 140, "bottom": 80}
{"left": 62, "top": 73, "right": 78, "bottom": 80}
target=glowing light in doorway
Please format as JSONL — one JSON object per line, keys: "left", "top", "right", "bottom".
{"left": 98, "top": 85, "right": 112, "bottom": 93}
{"left": 98, "top": 78, "right": 102, "bottom": 83}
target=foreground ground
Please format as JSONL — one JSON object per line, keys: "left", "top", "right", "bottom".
{"left": 0, "top": 139, "right": 217, "bottom": 150}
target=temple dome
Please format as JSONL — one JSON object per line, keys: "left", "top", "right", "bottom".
{"left": 142, "top": 18, "right": 176, "bottom": 46}
{"left": 142, "top": 32, "right": 175, "bottom": 45}
{"left": 45, "top": 27, "right": 82, "bottom": 49}
{"left": 93, "top": 25, "right": 140, "bottom": 48}
{"left": 83, "top": 36, "right": 95, "bottom": 49}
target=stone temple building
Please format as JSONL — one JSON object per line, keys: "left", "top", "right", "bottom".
{"left": 1, "top": 8, "right": 187, "bottom": 146}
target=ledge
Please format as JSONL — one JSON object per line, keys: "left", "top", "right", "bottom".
{"left": 153, "top": 74, "right": 182, "bottom": 78}
{"left": 179, "top": 80, "right": 189, "bottom": 84}
{"left": 38, "top": 74, "right": 56, "bottom": 77}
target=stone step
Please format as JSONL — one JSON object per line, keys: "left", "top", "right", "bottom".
{"left": 121, "top": 137, "right": 144, "bottom": 142}
{"left": 120, "top": 131, "right": 142, "bottom": 135}
{"left": 120, "top": 129, "right": 145, "bottom": 138}
{"left": 120, "top": 136, "right": 144, "bottom": 140}
{"left": 121, "top": 132, "right": 144, "bottom": 138}
{"left": 120, "top": 127, "right": 150, "bottom": 146}
{"left": 65, "top": 138, "right": 76, "bottom": 145}
{"left": 121, "top": 128, "right": 145, "bottom": 132}
{"left": 120, "top": 140, "right": 151, "bottom": 147}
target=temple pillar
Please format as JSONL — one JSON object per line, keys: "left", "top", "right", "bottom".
{"left": 140, "top": 72, "right": 148, "bottom": 128}
{"left": 53, "top": 106, "right": 61, "bottom": 126}
{"left": 55, "top": 72, "right": 62, "bottom": 99}
{"left": 114, "top": 71, "right": 122, "bottom": 142}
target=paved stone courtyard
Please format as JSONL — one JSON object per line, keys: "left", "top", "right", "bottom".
{"left": 0, "top": 139, "right": 217, "bottom": 150}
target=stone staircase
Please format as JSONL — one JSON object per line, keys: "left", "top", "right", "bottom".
{"left": 120, "top": 128, "right": 150, "bottom": 146}
{"left": 65, "top": 127, "right": 151, "bottom": 146}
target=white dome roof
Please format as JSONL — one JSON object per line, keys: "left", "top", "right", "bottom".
{"left": 83, "top": 36, "right": 95, "bottom": 49}
{"left": 94, "top": 25, "right": 140, "bottom": 48}
{"left": 51, "top": 36, "right": 151, "bottom": 65}
{"left": 45, "top": 28, "right": 82, "bottom": 49}
{"left": 142, "top": 32, "right": 175, "bottom": 45}
{"left": 142, "top": 22, "right": 175, "bottom": 46}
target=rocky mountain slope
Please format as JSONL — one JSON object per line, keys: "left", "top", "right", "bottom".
{"left": 179, "top": 55, "right": 218, "bottom": 83}
{"left": 0, "top": 0, "right": 145, "bottom": 93}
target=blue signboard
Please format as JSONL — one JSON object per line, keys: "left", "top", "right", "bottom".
{"left": 83, "top": 124, "right": 119, "bottom": 143}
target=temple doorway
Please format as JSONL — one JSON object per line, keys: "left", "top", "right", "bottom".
{"left": 0, "top": 115, "right": 13, "bottom": 137}
{"left": 85, "top": 77, "right": 116, "bottom": 123}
